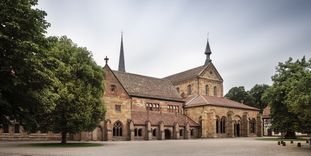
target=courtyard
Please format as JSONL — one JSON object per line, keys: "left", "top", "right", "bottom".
{"left": 0, "top": 138, "right": 310, "bottom": 156}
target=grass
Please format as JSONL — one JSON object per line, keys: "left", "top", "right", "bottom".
{"left": 27, "top": 142, "right": 104, "bottom": 148}
{"left": 256, "top": 137, "right": 309, "bottom": 141}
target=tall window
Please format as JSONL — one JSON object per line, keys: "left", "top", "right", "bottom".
{"left": 220, "top": 117, "right": 226, "bottom": 133}
{"left": 213, "top": 86, "right": 217, "bottom": 96}
{"left": 216, "top": 117, "right": 220, "bottom": 133}
{"left": 179, "top": 129, "right": 183, "bottom": 136}
{"left": 205, "top": 85, "right": 209, "bottom": 95}
{"left": 187, "top": 85, "right": 192, "bottom": 95}
{"left": 249, "top": 119, "right": 256, "bottom": 133}
{"left": 113, "top": 121, "right": 123, "bottom": 136}
{"left": 190, "top": 129, "right": 194, "bottom": 136}
{"left": 14, "top": 124, "right": 20, "bottom": 133}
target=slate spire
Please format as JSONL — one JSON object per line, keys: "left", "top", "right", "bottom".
{"left": 204, "top": 38, "right": 212, "bottom": 65}
{"left": 118, "top": 32, "right": 126, "bottom": 72}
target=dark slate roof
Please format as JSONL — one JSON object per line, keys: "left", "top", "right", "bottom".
{"left": 131, "top": 111, "right": 199, "bottom": 127}
{"left": 186, "top": 95, "right": 259, "bottom": 111}
{"left": 113, "top": 70, "right": 183, "bottom": 101}
{"left": 164, "top": 65, "right": 207, "bottom": 84}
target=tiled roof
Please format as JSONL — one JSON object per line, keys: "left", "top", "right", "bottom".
{"left": 131, "top": 111, "right": 199, "bottom": 127}
{"left": 185, "top": 95, "right": 259, "bottom": 111}
{"left": 262, "top": 105, "right": 270, "bottom": 118}
{"left": 113, "top": 71, "right": 182, "bottom": 101}
{"left": 164, "top": 65, "right": 207, "bottom": 84}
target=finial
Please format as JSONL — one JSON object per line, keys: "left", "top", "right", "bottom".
{"left": 204, "top": 35, "right": 212, "bottom": 65}
{"left": 104, "top": 56, "right": 109, "bottom": 65}
{"left": 118, "top": 32, "right": 126, "bottom": 72}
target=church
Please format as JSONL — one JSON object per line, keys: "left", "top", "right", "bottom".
{"left": 0, "top": 35, "right": 262, "bottom": 141}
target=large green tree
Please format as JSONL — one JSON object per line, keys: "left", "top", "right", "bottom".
{"left": 0, "top": 0, "right": 52, "bottom": 128}
{"left": 263, "top": 57, "right": 310, "bottom": 139}
{"left": 225, "top": 86, "right": 256, "bottom": 107}
{"left": 249, "top": 84, "right": 269, "bottom": 113}
{"left": 45, "top": 36, "right": 105, "bottom": 144}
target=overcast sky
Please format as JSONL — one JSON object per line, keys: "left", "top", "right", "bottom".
{"left": 38, "top": 0, "right": 311, "bottom": 94}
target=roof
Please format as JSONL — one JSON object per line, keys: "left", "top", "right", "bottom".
{"left": 113, "top": 70, "right": 183, "bottom": 101}
{"left": 164, "top": 65, "right": 207, "bottom": 84}
{"left": 185, "top": 95, "right": 259, "bottom": 111}
{"left": 262, "top": 105, "right": 270, "bottom": 118}
{"left": 131, "top": 111, "right": 199, "bottom": 127}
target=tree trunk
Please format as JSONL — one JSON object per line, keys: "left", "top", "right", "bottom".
{"left": 283, "top": 131, "right": 296, "bottom": 139}
{"left": 61, "top": 132, "right": 67, "bottom": 144}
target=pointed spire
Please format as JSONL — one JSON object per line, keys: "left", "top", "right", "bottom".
{"left": 204, "top": 37, "right": 212, "bottom": 65}
{"left": 118, "top": 32, "right": 126, "bottom": 72}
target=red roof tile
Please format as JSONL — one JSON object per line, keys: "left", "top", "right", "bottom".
{"left": 164, "top": 65, "right": 207, "bottom": 84}
{"left": 186, "top": 95, "right": 259, "bottom": 111}
{"left": 131, "top": 111, "right": 199, "bottom": 127}
{"left": 262, "top": 105, "right": 270, "bottom": 118}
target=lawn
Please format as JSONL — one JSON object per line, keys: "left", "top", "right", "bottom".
{"left": 26, "top": 142, "right": 104, "bottom": 148}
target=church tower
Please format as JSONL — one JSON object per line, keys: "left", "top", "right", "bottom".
{"left": 118, "top": 32, "right": 126, "bottom": 72}
{"left": 204, "top": 38, "right": 212, "bottom": 65}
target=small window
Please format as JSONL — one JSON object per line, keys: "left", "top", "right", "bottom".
{"left": 187, "top": 85, "right": 192, "bottom": 95}
{"left": 110, "top": 85, "right": 117, "bottom": 93}
{"left": 213, "top": 86, "right": 217, "bottom": 96}
{"left": 152, "top": 129, "right": 157, "bottom": 137}
{"left": 115, "top": 105, "right": 121, "bottom": 112}
{"left": 14, "top": 124, "right": 20, "bottom": 133}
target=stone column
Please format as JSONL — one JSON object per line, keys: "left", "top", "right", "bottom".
{"left": 105, "top": 119, "right": 112, "bottom": 141}
{"left": 206, "top": 111, "right": 217, "bottom": 138}
{"left": 158, "top": 121, "right": 165, "bottom": 140}
{"left": 128, "top": 120, "right": 135, "bottom": 141}
{"left": 145, "top": 121, "right": 152, "bottom": 140}
{"left": 185, "top": 122, "right": 190, "bottom": 139}
{"left": 241, "top": 113, "right": 249, "bottom": 137}
{"left": 200, "top": 114, "right": 208, "bottom": 138}
{"left": 256, "top": 114, "right": 263, "bottom": 137}
{"left": 226, "top": 112, "right": 234, "bottom": 137}
{"left": 173, "top": 122, "right": 180, "bottom": 139}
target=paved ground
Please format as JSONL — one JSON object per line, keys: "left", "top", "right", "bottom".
{"left": 0, "top": 138, "right": 310, "bottom": 156}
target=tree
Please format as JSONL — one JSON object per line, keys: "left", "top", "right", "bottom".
{"left": 0, "top": 0, "right": 52, "bottom": 128}
{"left": 263, "top": 57, "right": 310, "bottom": 139}
{"left": 249, "top": 84, "right": 269, "bottom": 113}
{"left": 45, "top": 36, "right": 105, "bottom": 144}
{"left": 225, "top": 86, "right": 255, "bottom": 107}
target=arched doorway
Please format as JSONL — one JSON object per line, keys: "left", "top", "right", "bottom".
{"left": 164, "top": 129, "right": 171, "bottom": 139}
{"left": 234, "top": 122, "right": 240, "bottom": 137}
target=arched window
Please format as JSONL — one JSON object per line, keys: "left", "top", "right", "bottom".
{"left": 187, "top": 85, "right": 192, "bottom": 95}
{"left": 113, "top": 121, "right": 123, "bottom": 136}
{"left": 190, "top": 129, "right": 194, "bottom": 136}
{"left": 220, "top": 117, "right": 226, "bottom": 133}
{"left": 138, "top": 128, "right": 143, "bottom": 136}
{"left": 110, "top": 85, "right": 117, "bottom": 94}
{"left": 213, "top": 86, "right": 217, "bottom": 96}
{"left": 134, "top": 128, "right": 138, "bottom": 136}
{"left": 179, "top": 129, "right": 183, "bottom": 136}
{"left": 152, "top": 129, "right": 157, "bottom": 137}
{"left": 205, "top": 85, "right": 209, "bottom": 95}
{"left": 216, "top": 117, "right": 220, "bottom": 134}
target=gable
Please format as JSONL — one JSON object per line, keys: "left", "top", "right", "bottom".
{"left": 199, "top": 63, "right": 223, "bottom": 82}
{"left": 103, "top": 65, "right": 130, "bottom": 98}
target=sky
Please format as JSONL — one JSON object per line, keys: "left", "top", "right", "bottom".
{"left": 37, "top": 0, "right": 311, "bottom": 94}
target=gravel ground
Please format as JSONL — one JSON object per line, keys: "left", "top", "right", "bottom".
{"left": 0, "top": 138, "right": 310, "bottom": 156}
